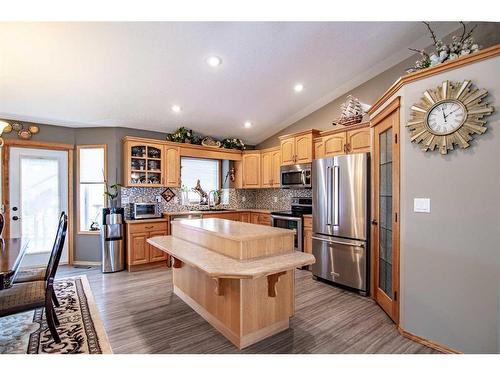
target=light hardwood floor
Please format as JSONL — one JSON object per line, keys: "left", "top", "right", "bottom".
{"left": 58, "top": 265, "right": 437, "bottom": 354}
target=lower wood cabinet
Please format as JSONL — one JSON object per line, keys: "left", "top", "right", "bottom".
{"left": 239, "top": 212, "right": 250, "bottom": 222}
{"left": 126, "top": 220, "right": 169, "bottom": 271}
{"left": 250, "top": 212, "right": 271, "bottom": 226}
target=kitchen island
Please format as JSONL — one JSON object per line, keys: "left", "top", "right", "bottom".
{"left": 147, "top": 218, "right": 315, "bottom": 349}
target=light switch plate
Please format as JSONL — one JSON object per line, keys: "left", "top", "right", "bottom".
{"left": 414, "top": 198, "right": 431, "bottom": 213}
{"left": 242, "top": 196, "right": 246, "bottom": 202}
{"left": 273, "top": 197, "right": 278, "bottom": 203}
{"left": 155, "top": 195, "right": 162, "bottom": 203}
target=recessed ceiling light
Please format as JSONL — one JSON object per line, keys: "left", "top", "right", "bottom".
{"left": 206, "top": 55, "right": 222, "bottom": 67}
{"left": 171, "top": 105, "right": 181, "bottom": 113}
{"left": 244, "top": 121, "right": 252, "bottom": 128}
{"left": 294, "top": 83, "right": 304, "bottom": 93}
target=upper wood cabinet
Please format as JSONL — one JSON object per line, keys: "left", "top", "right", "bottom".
{"left": 314, "top": 123, "right": 370, "bottom": 159}
{"left": 280, "top": 138, "right": 296, "bottom": 165}
{"left": 346, "top": 127, "right": 371, "bottom": 153}
{"left": 164, "top": 145, "right": 180, "bottom": 187}
{"left": 323, "top": 132, "right": 347, "bottom": 157}
{"left": 241, "top": 151, "right": 261, "bottom": 188}
{"left": 123, "top": 140, "right": 165, "bottom": 187}
{"left": 279, "top": 130, "right": 319, "bottom": 166}
{"left": 261, "top": 147, "right": 281, "bottom": 188}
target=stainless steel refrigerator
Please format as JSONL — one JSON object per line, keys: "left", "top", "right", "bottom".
{"left": 312, "top": 153, "right": 369, "bottom": 294}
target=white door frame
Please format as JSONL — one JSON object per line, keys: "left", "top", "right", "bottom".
{"left": 1, "top": 139, "right": 74, "bottom": 264}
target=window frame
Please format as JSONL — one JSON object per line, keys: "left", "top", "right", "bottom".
{"left": 76, "top": 144, "right": 107, "bottom": 235}
{"left": 180, "top": 157, "right": 222, "bottom": 204}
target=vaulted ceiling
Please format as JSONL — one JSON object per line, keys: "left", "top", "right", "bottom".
{"left": 0, "top": 22, "right": 459, "bottom": 144}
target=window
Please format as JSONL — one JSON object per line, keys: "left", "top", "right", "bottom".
{"left": 77, "top": 145, "right": 106, "bottom": 233}
{"left": 181, "top": 157, "right": 220, "bottom": 203}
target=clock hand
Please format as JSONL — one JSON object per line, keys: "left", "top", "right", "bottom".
{"left": 441, "top": 107, "right": 447, "bottom": 122}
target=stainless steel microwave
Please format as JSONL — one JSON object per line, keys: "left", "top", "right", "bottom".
{"left": 129, "top": 203, "right": 161, "bottom": 219}
{"left": 280, "top": 163, "right": 312, "bottom": 188}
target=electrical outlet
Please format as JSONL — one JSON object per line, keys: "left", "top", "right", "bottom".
{"left": 242, "top": 196, "right": 246, "bottom": 202}
{"left": 155, "top": 196, "right": 162, "bottom": 203}
{"left": 273, "top": 197, "right": 278, "bottom": 203}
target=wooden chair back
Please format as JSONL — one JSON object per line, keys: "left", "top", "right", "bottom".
{"left": 0, "top": 213, "right": 4, "bottom": 237}
{"left": 44, "top": 212, "right": 68, "bottom": 286}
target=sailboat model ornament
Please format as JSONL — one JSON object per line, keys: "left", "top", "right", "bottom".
{"left": 333, "top": 95, "right": 365, "bottom": 126}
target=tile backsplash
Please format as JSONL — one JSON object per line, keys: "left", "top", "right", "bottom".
{"left": 120, "top": 187, "right": 311, "bottom": 217}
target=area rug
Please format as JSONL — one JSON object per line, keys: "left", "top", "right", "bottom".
{"left": 0, "top": 275, "right": 112, "bottom": 354}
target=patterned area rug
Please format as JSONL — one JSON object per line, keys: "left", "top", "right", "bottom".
{"left": 0, "top": 275, "right": 112, "bottom": 354}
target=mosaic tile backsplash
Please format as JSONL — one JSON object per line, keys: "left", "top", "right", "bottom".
{"left": 120, "top": 187, "right": 311, "bottom": 217}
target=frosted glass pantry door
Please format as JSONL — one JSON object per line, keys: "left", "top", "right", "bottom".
{"left": 9, "top": 147, "right": 69, "bottom": 266}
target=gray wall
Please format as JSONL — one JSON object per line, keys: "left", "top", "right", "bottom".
{"left": 2, "top": 122, "right": 168, "bottom": 262}
{"left": 370, "top": 56, "right": 500, "bottom": 353}
{"left": 257, "top": 22, "right": 500, "bottom": 149}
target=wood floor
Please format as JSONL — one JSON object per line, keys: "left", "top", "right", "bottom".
{"left": 58, "top": 265, "right": 437, "bottom": 354}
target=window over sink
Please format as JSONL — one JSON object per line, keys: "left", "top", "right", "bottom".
{"left": 180, "top": 157, "right": 221, "bottom": 204}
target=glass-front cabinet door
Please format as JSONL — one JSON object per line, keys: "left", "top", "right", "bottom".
{"left": 125, "top": 141, "right": 164, "bottom": 187}
{"left": 372, "top": 102, "right": 400, "bottom": 324}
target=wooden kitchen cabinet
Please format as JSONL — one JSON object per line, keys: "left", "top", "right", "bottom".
{"left": 123, "top": 139, "right": 165, "bottom": 187}
{"left": 279, "top": 130, "right": 319, "bottom": 166}
{"left": 280, "top": 137, "right": 296, "bottom": 165}
{"left": 314, "top": 123, "right": 370, "bottom": 159}
{"left": 126, "top": 220, "right": 169, "bottom": 271}
{"left": 323, "top": 132, "right": 347, "bottom": 157}
{"left": 240, "top": 212, "right": 250, "bottom": 222}
{"left": 261, "top": 147, "right": 281, "bottom": 188}
{"left": 164, "top": 145, "right": 181, "bottom": 187}
{"left": 129, "top": 232, "right": 149, "bottom": 265}
{"left": 241, "top": 151, "right": 261, "bottom": 188}
{"left": 250, "top": 212, "right": 271, "bottom": 226}
{"left": 346, "top": 127, "right": 371, "bottom": 153}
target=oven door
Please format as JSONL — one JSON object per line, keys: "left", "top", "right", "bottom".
{"left": 271, "top": 215, "right": 303, "bottom": 252}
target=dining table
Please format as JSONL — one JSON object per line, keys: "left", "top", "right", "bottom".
{"left": 0, "top": 237, "right": 29, "bottom": 290}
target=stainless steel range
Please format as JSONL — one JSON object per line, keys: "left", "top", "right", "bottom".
{"left": 271, "top": 197, "right": 312, "bottom": 252}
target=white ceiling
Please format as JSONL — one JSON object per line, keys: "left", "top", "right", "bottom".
{"left": 0, "top": 22, "right": 459, "bottom": 144}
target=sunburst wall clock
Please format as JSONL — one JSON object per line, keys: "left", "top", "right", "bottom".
{"left": 407, "top": 80, "right": 494, "bottom": 154}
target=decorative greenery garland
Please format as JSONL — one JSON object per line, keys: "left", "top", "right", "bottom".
{"left": 166, "top": 127, "right": 246, "bottom": 150}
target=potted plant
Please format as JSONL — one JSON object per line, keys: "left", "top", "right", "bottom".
{"left": 104, "top": 173, "right": 121, "bottom": 209}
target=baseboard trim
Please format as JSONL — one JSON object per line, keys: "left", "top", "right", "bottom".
{"left": 72, "top": 261, "right": 101, "bottom": 266}
{"left": 398, "top": 327, "right": 462, "bottom": 354}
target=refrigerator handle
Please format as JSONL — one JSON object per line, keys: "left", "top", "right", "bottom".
{"left": 333, "top": 165, "right": 339, "bottom": 226}
{"left": 326, "top": 166, "right": 332, "bottom": 226}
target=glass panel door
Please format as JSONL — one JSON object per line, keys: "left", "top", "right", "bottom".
{"left": 9, "top": 147, "right": 69, "bottom": 266}
{"left": 372, "top": 103, "right": 400, "bottom": 325}
{"left": 378, "top": 128, "right": 393, "bottom": 298}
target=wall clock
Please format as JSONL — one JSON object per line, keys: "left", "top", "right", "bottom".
{"left": 407, "top": 80, "right": 494, "bottom": 154}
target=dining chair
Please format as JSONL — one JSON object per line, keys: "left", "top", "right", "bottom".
{"left": 0, "top": 213, "right": 68, "bottom": 343}
{"left": 14, "top": 212, "right": 65, "bottom": 307}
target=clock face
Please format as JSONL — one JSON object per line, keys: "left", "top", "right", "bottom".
{"left": 426, "top": 100, "right": 466, "bottom": 135}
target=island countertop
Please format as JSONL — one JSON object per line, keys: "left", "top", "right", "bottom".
{"left": 171, "top": 218, "right": 292, "bottom": 242}
{"left": 147, "top": 235, "right": 314, "bottom": 279}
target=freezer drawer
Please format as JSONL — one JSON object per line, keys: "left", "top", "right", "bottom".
{"left": 311, "top": 234, "right": 367, "bottom": 292}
